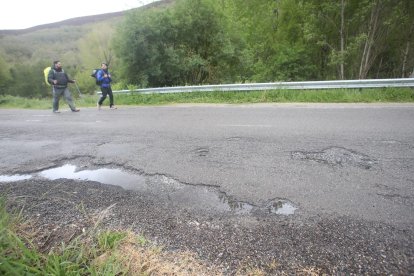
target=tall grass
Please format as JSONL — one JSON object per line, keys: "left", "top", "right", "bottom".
{"left": 0, "top": 198, "right": 225, "bottom": 275}
{"left": 116, "top": 88, "right": 414, "bottom": 105}
{"left": 0, "top": 198, "right": 328, "bottom": 274}
{"left": 0, "top": 199, "right": 125, "bottom": 275}
{"left": 0, "top": 88, "right": 413, "bottom": 109}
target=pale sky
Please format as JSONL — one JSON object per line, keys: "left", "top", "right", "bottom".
{"left": 0, "top": 0, "right": 158, "bottom": 30}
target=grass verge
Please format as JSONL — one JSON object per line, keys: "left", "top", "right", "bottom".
{"left": 0, "top": 196, "right": 330, "bottom": 275}
{"left": 0, "top": 88, "right": 413, "bottom": 109}
{"left": 0, "top": 198, "right": 225, "bottom": 275}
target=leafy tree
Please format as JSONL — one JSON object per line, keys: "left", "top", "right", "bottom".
{"left": 344, "top": 0, "right": 413, "bottom": 79}
{"left": 114, "top": 0, "right": 243, "bottom": 87}
{"left": 1, "top": 0, "right": 413, "bottom": 100}
{"left": 77, "top": 21, "right": 120, "bottom": 93}
{"left": 0, "top": 53, "right": 11, "bottom": 95}
{"left": 375, "top": 0, "right": 414, "bottom": 78}
{"left": 6, "top": 62, "right": 48, "bottom": 98}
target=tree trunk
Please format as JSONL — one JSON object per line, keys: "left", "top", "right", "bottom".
{"left": 401, "top": 22, "right": 413, "bottom": 77}
{"left": 376, "top": 56, "right": 383, "bottom": 78}
{"left": 359, "top": 0, "right": 381, "bottom": 79}
{"left": 401, "top": 41, "right": 410, "bottom": 78}
{"left": 340, "top": 0, "right": 346, "bottom": 80}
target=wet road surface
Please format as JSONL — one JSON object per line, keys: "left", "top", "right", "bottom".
{"left": 0, "top": 103, "right": 413, "bottom": 274}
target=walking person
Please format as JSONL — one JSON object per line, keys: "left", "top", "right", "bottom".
{"left": 97, "top": 62, "right": 116, "bottom": 110}
{"left": 48, "top": 60, "right": 80, "bottom": 113}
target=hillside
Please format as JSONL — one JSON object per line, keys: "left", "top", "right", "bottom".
{"left": 0, "top": 0, "right": 411, "bottom": 99}
{"left": 0, "top": 11, "right": 126, "bottom": 36}
{"left": 0, "top": 0, "right": 173, "bottom": 35}
{"left": 0, "top": 0, "right": 175, "bottom": 98}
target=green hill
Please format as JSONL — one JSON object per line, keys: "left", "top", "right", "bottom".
{"left": 0, "top": 0, "right": 174, "bottom": 97}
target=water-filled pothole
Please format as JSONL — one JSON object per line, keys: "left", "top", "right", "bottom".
{"left": 265, "top": 200, "right": 297, "bottom": 215}
{"left": 39, "top": 164, "right": 146, "bottom": 190}
{"left": 0, "top": 174, "right": 32, "bottom": 182}
{"left": 1, "top": 164, "right": 297, "bottom": 216}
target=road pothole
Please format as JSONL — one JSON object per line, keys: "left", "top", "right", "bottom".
{"left": 0, "top": 174, "right": 32, "bottom": 182}
{"left": 291, "top": 146, "right": 377, "bottom": 169}
{"left": 39, "top": 164, "right": 146, "bottom": 190}
{"left": 1, "top": 164, "right": 297, "bottom": 216}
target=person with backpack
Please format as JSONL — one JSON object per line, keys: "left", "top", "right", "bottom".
{"left": 96, "top": 62, "right": 116, "bottom": 110}
{"left": 47, "top": 60, "right": 80, "bottom": 113}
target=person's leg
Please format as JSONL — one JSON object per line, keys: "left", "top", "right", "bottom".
{"left": 108, "top": 87, "right": 115, "bottom": 108}
{"left": 52, "top": 87, "right": 63, "bottom": 112}
{"left": 98, "top": 87, "right": 108, "bottom": 107}
{"left": 63, "top": 87, "right": 78, "bottom": 111}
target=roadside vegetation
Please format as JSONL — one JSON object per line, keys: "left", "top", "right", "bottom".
{"left": 0, "top": 88, "right": 413, "bottom": 109}
{"left": 0, "top": 197, "right": 327, "bottom": 275}
{"left": 0, "top": 0, "right": 413, "bottom": 99}
{"left": 0, "top": 198, "right": 225, "bottom": 275}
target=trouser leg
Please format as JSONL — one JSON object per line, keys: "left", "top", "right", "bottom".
{"left": 63, "top": 87, "right": 76, "bottom": 111}
{"left": 98, "top": 87, "right": 108, "bottom": 105}
{"left": 107, "top": 87, "right": 114, "bottom": 107}
{"left": 52, "top": 87, "right": 63, "bottom": 112}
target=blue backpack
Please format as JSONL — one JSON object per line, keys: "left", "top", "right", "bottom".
{"left": 91, "top": 69, "right": 102, "bottom": 85}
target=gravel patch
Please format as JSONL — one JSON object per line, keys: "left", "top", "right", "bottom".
{"left": 1, "top": 179, "right": 413, "bottom": 275}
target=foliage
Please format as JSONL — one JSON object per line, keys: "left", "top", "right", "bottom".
{"left": 0, "top": 198, "right": 125, "bottom": 275}
{"left": 0, "top": 0, "right": 413, "bottom": 97}
{"left": 1, "top": 87, "right": 412, "bottom": 111}
{"left": 76, "top": 21, "right": 122, "bottom": 94}
{"left": 116, "top": 88, "right": 414, "bottom": 104}
{"left": 114, "top": 0, "right": 244, "bottom": 87}
{"left": 0, "top": 16, "right": 123, "bottom": 97}
{"left": 0, "top": 53, "right": 11, "bottom": 94}
{"left": 0, "top": 197, "right": 222, "bottom": 275}
{"left": 223, "top": 0, "right": 414, "bottom": 81}
{"left": 5, "top": 62, "right": 50, "bottom": 98}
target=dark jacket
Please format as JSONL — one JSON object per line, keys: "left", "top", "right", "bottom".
{"left": 96, "top": 69, "right": 112, "bottom": 88}
{"left": 47, "top": 67, "right": 74, "bottom": 88}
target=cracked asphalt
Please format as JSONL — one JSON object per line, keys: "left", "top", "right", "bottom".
{"left": 0, "top": 103, "right": 413, "bottom": 274}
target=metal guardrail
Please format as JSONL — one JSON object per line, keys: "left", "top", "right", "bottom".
{"left": 99, "top": 78, "right": 414, "bottom": 95}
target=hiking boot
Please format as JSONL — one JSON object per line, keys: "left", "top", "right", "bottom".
{"left": 72, "top": 108, "right": 80, "bottom": 112}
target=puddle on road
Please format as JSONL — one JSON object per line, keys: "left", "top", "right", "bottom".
{"left": 39, "top": 165, "right": 146, "bottom": 190}
{"left": 266, "top": 200, "right": 297, "bottom": 215}
{"left": 0, "top": 174, "right": 32, "bottom": 182}
{"left": 1, "top": 164, "right": 297, "bottom": 216}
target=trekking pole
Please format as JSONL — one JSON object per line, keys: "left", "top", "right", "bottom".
{"left": 74, "top": 82, "right": 83, "bottom": 98}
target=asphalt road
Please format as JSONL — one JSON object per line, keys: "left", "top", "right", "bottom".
{"left": 0, "top": 103, "right": 413, "bottom": 274}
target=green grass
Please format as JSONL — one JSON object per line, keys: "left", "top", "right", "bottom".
{"left": 0, "top": 88, "right": 413, "bottom": 109}
{"left": 0, "top": 198, "right": 331, "bottom": 275}
{"left": 115, "top": 88, "right": 414, "bottom": 105}
{"left": 0, "top": 198, "right": 227, "bottom": 275}
{"left": 0, "top": 198, "right": 128, "bottom": 275}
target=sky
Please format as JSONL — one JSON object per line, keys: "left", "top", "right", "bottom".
{"left": 0, "top": 0, "right": 157, "bottom": 30}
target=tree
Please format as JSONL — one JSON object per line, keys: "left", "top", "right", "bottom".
{"left": 353, "top": 0, "right": 412, "bottom": 79}
{"left": 394, "top": 0, "right": 414, "bottom": 77}
{"left": 6, "top": 62, "right": 48, "bottom": 98}
{"left": 0, "top": 53, "right": 11, "bottom": 95}
{"left": 114, "top": 0, "right": 243, "bottom": 87}
{"left": 77, "top": 22, "right": 120, "bottom": 93}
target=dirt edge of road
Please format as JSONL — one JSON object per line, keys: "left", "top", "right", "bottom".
{"left": 1, "top": 178, "right": 413, "bottom": 275}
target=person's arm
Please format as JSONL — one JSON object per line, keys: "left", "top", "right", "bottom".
{"left": 65, "top": 73, "right": 75, "bottom": 83}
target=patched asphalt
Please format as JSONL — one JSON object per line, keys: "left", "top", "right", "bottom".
{"left": 0, "top": 104, "right": 413, "bottom": 274}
